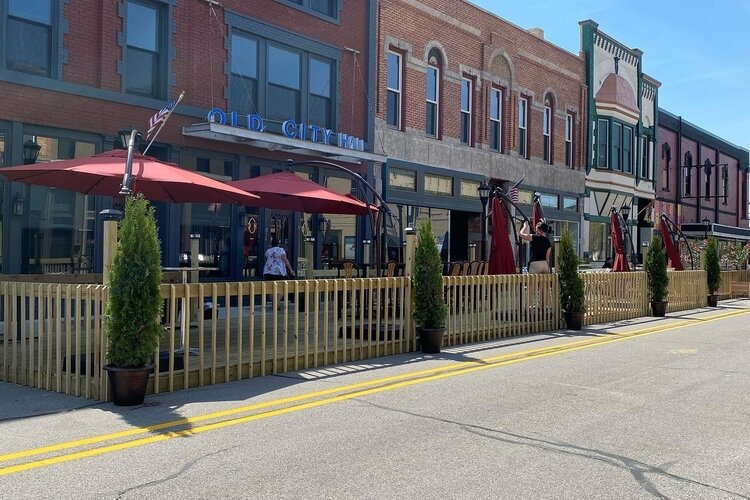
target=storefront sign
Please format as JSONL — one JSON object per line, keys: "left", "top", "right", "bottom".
{"left": 206, "top": 108, "right": 365, "bottom": 152}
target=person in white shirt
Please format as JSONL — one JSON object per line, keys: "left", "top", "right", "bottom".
{"left": 263, "top": 237, "right": 294, "bottom": 306}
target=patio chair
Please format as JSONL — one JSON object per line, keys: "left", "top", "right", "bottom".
{"left": 461, "top": 261, "right": 470, "bottom": 276}
{"left": 449, "top": 262, "right": 462, "bottom": 276}
{"left": 339, "top": 260, "right": 359, "bottom": 279}
{"left": 469, "top": 261, "right": 481, "bottom": 275}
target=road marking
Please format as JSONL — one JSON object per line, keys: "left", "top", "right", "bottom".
{"left": 2, "top": 308, "right": 748, "bottom": 476}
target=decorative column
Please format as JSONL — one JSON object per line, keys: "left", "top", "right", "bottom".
{"left": 404, "top": 227, "right": 417, "bottom": 277}
{"left": 362, "top": 239, "right": 372, "bottom": 277}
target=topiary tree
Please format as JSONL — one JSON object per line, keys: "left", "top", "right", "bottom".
{"left": 645, "top": 235, "right": 669, "bottom": 302}
{"left": 704, "top": 236, "right": 721, "bottom": 295}
{"left": 105, "top": 194, "right": 163, "bottom": 367}
{"left": 557, "top": 229, "right": 584, "bottom": 313}
{"left": 413, "top": 219, "right": 447, "bottom": 329}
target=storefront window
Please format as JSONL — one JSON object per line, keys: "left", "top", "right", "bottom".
{"left": 389, "top": 167, "right": 416, "bottom": 191}
{"left": 460, "top": 180, "right": 480, "bottom": 199}
{"left": 22, "top": 134, "right": 96, "bottom": 274}
{"left": 425, "top": 174, "right": 453, "bottom": 196}
{"left": 556, "top": 221, "right": 579, "bottom": 254}
{"left": 413, "top": 206, "right": 450, "bottom": 261}
{"left": 563, "top": 196, "right": 577, "bottom": 211}
{"left": 180, "top": 152, "right": 235, "bottom": 278}
{"left": 589, "top": 221, "right": 608, "bottom": 262}
{"left": 322, "top": 175, "right": 356, "bottom": 269}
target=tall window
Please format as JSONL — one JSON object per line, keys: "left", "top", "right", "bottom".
{"left": 230, "top": 33, "right": 258, "bottom": 116}
{"left": 460, "top": 77, "right": 472, "bottom": 145}
{"left": 623, "top": 126, "right": 633, "bottom": 173}
{"left": 310, "top": 0, "right": 336, "bottom": 17}
{"left": 684, "top": 152, "right": 693, "bottom": 196}
{"left": 6, "top": 0, "right": 53, "bottom": 77}
{"left": 386, "top": 51, "right": 402, "bottom": 129}
{"left": 518, "top": 97, "right": 528, "bottom": 158}
{"left": 704, "top": 159, "right": 712, "bottom": 200}
{"left": 565, "top": 113, "right": 573, "bottom": 167}
{"left": 612, "top": 123, "right": 621, "bottom": 170}
{"left": 267, "top": 44, "right": 301, "bottom": 123}
{"left": 425, "top": 64, "right": 439, "bottom": 137}
{"left": 489, "top": 88, "right": 503, "bottom": 151}
{"left": 596, "top": 119, "right": 608, "bottom": 167}
{"left": 721, "top": 165, "right": 728, "bottom": 205}
{"left": 662, "top": 143, "right": 671, "bottom": 191}
{"left": 125, "top": 0, "right": 163, "bottom": 98}
{"left": 640, "top": 135, "right": 649, "bottom": 179}
{"left": 543, "top": 97, "right": 552, "bottom": 164}
{"left": 309, "top": 57, "right": 332, "bottom": 129}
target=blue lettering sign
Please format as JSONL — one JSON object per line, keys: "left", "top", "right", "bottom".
{"left": 207, "top": 108, "right": 226, "bottom": 125}
{"left": 247, "top": 114, "right": 265, "bottom": 132}
{"left": 324, "top": 129, "right": 335, "bottom": 145}
{"left": 282, "top": 119, "right": 297, "bottom": 138}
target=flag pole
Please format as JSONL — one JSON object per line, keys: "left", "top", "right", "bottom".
{"left": 143, "top": 90, "right": 186, "bottom": 155}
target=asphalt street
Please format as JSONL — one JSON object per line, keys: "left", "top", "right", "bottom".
{"left": 1, "top": 300, "right": 749, "bottom": 499}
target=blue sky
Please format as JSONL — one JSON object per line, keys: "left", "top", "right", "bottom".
{"left": 470, "top": 0, "right": 750, "bottom": 150}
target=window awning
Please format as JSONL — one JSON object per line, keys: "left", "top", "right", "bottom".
{"left": 182, "top": 122, "right": 386, "bottom": 164}
{"left": 680, "top": 222, "right": 750, "bottom": 241}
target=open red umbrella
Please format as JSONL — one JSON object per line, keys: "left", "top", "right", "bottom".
{"left": 0, "top": 149, "right": 261, "bottom": 205}
{"left": 659, "top": 221, "right": 684, "bottom": 270}
{"left": 488, "top": 196, "right": 516, "bottom": 274}
{"left": 228, "top": 171, "right": 372, "bottom": 215}
{"left": 609, "top": 209, "right": 630, "bottom": 272}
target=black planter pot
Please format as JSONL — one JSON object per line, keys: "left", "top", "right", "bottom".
{"left": 418, "top": 327, "right": 445, "bottom": 354}
{"left": 563, "top": 311, "right": 584, "bottom": 330}
{"left": 105, "top": 364, "right": 152, "bottom": 406}
{"left": 707, "top": 294, "right": 718, "bottom": 307}
{"left": 651, "top": 300, "right": 668, "bottom": 317}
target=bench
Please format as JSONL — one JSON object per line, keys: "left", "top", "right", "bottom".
{"left": 729, "top": 281, "right": 750, "bottom": 299}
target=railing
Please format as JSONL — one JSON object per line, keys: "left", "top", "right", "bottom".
{"left": 1, "top": 269, "right": 746, "bottom": 401}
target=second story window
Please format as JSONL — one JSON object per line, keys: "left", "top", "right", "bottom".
{"left": 489, "top": 87, "right": 503, "bottom": 151}
{"left": 518, "top": 97, "right": 528, "bottom": 158}
{"left": 230, "top": 33, "right": 258, "bottom": 116}
{"left": 310, "top": 0, "right": 336, "bottom": 17}
{"left": 622, "top": 126, "right": 633, "bottom": 174}
{"left": 612, "top": 123, "right": 622, "bottom": 171}
{"left": 596, "top": 119, "right": 608, "bottom": 168}
{"left": 309, "top": 57, "right": 332, "bottom": 129}
{"left": 425, "top": 64, "right": 439, "bottom": 137}
{"left": 460, "top": 77, "right": 473, "bottom": 145}
{"left": 640, "top": 135, "right": 649, "bottom": 179}
{"left": 125, "top": 0, "right": 163, "bottom": 98}
{"left": 386, "top": 51, "right": 402, "bottom": 129}
{"left": 267, "top": 44, "right": 301, "bottom": 123}
{"left": 565, "top": 113, "right": 574, "bottom": 167}
{"left": 6, "top": 0, "right": 53, "bottom": 77}
{"left": 543, "top": 97, "right": 552, "bottom": 164}
{"left": 684, "top": 152, "right": 693, "bottom": 196}
{"left": 704, "top": 160, "right": 712, "bottom": 200}
{"left": 661, "top": 143, "right": 671, "bottom": 191}
{"left": 721, "top": 165, "right": 728, "bottom": 205}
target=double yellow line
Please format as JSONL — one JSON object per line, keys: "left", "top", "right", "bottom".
{"left": 2, "top": 308, "right": 747, "bottom": 476}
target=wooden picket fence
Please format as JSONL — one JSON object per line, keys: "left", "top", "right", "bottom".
{"left": 1, "top": 270, "right": 746, "bottom": 401}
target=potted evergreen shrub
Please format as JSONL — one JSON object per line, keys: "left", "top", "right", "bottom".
{"left": 645, "top": 235, "right": 669, "bottom": 317}
{"left": 413, "top": 220, "right": 448, "bottom": 353}
{"left": 104, "top": 194, "right": 164, "bottom": 406}
{"left": 704, "top": 236, "right": 721, "bottom": 307}
{"left": 557, "top": 229, "right": 585, "bottom": 330}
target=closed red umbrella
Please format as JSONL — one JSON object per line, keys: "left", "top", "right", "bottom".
{"left": 488, "top": 196, "right": 516, "bottom": 274}
{"left": 659, "top": 221, "right": 684, "bottom": 270}
{"left": 610, "top": 209, "right": 630, "bottom": 272}
{"left": 228, "top": 171, "right": 372, "bottom": 215}
{"left": 0, "top": 149, "right": 261, "bottom": 205}
{"left": 531, "top": 194, "right": 545, "bottom": 228}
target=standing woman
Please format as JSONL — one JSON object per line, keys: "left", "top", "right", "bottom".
{"left": 520, "top": 221, "right": 552, "bottom": 273}
{"left": 263, "top": 237, "right": 294, "bottom": 306}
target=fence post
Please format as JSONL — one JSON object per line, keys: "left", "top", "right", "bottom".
{"left": 363, "top": 239, "right": 371, "bottom": 276}
{"left": 305, "top": 236, "right": 315, "bottom": 279}
{"left": 100, "top": 209, "right": 122, "bottom": 286}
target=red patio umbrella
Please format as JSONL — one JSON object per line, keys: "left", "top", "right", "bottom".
{"left": 659, "top": 221, "right": 684, "bottom": 270}
{"left": 488, "top": 196, "right": 516, "bottom": 274}
{"left": 228, "top": 171, "right": 372, "bottom": 215}
{"left": 609, "top": 209, "right": 630, "bottom": 272}
{"left": 0, "top": 149, "right": 261, "bottom": 205}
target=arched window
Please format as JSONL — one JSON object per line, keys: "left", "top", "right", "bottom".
{"left": 543, "top": 95, "right": 553, "bottom": 164}
{"left": 704, "top": 159, "right": 712, "bottom": 200}
{"left": 425, "top": 48, "right": 442, "bottom": 137}
{"left": 684, "top": 152, "right": 693, "bottom": 196}
{"left": 661, "top": 143, "right": 671, "bottom": 191}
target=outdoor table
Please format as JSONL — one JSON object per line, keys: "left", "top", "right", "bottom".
{"left": 161, "top": 266, "right": 219, "bottom": 354}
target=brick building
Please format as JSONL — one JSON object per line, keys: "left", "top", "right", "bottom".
{"left": 656, "top": 109, "right": 749, "bottom": 247}
{"left": 0, "top": 0, "right": 381, "bottom": 277}
{"left": 374, "top": 0, "right": 587, "bottom": 262}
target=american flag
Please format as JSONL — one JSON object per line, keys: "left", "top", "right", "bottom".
{"left": 508, "top": 186, "right": 519, "bottom": 204}
{"left": 146, "top": 100, "right": 177, "bottom": 140}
